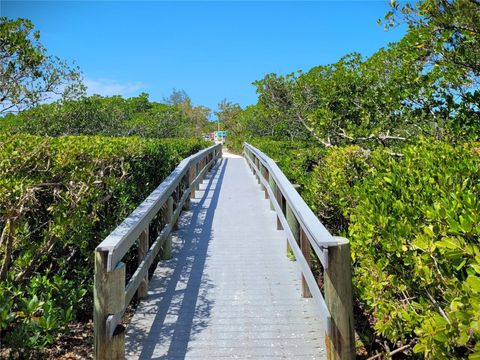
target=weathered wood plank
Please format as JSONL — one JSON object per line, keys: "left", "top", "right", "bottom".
{"left": 325, "top": 237, "right": 355, "bottom": 360}
{"left": 183, "top": 169, "right": 191, "bottom": 210}
{"left": 161, "top": 196, "right": 174, "bottom": 260}
{"left": 300, "top": 228, "right": 312, "bottom": 298}
{"left": 286, "top": 202, "right": 299, "bottom": 258}
{"left": 137, "top": 228, "right": 149, "bottom": 300}
{"left": 268, "top": 174, "right": 276, "bottom": 210}
{"left": 110, "top": 325, "right": 125, "bottom": 360}
{"left": 190, "top": 165, "right": 196, "bottom": 199}
{"left": 276, "top": 187, "right": 284, "bottom": 231}
{"left": 94, "top": 251, "right": 108, "bottom": 360}
{"left": 94, "top": 253, "right": 126, "bottom": 360}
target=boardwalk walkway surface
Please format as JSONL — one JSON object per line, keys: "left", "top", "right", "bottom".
{"left": 125, "top": 153, "right": 327, "bottom": 359}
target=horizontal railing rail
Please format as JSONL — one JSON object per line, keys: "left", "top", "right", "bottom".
{"left": 94, "top": 143, "right": 222, "bottom": 360}
{"left": 243, "top": 142, "right": 355, "bottom": 360}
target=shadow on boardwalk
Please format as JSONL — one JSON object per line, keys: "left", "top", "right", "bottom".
{"left": 126, "top": 159, "right": 228, "bottom": 360}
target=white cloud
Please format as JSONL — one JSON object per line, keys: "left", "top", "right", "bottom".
{"left": 84, "top": 77, "right": 146, "bottom": 97}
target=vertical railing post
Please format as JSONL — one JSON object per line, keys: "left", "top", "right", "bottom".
{"left": 257, "top": 160, "right": 261, "bottom": 184}
{"left": 259, "top": 164, "right": 266, "bottom": 191}
{"left": 94, "top": 251, "right": 108, "bottom": 360}
{"left": 248, "top": 150, "right": 253, "bottom": 171}
{"left": 190, "top": 165, "right": 196, "bottom": 199}
{"left": 183, "top": 169, "right": 191, "bottom": 210}
{"left": 173, "top": 186, "right": 180, "bottom": 230}
{"left": 162, "top": 196, "right": 174, "bottom": 260}
{"left": 324, "top": 237, "right": 355, "bottom": 360}
{"left": 262, "top": 167, "right": 269, "bottom": 198}
{"left": 276, "top": 188, "right": 284, "bottom": 230}
{"left": 268, "top": 176, "right": 276, "bottom": 210}
{"left": 110, "top": 326, "right": 126, "bottom": 359}
{"left": 94, "top": 251, "right": 126, "bottom": 360}
{"left": 285, "top": 203, "right": 299, "bottom": 258}
{"left": 195, "top": 162, "right": 200, "bottom": 191}
{"left": 300, "top": 228, "right": 312, "bottom": 298}
{"left": 137, "top": 228, "right": 149, "bottom": 299}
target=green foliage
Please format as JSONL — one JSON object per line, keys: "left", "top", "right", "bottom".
{"left": 0, "top": 17, "right": 84, "bottom": 114}
{"left": 257, "top": 138, "right": 480, "bottom": 358}
{"left": 384, "top": 0, "right": 480, "bottom": 141}
{"left": 348, "top": 140, "right": 480, "bottom": 358}
{"left": 0, "top": 92, "right": 210, "bottom": 139}
{"left": 385, "top": 0, "right": 480, "bottom": 81}
{"left": 231, "top": 102, "right": 308, "bottom": 141}
{"left": 229, "top": 2, "right": 479, "bottom": 147}
{"left": 215, "top": 99, "right": 242, "bottom": 134}
{"left": 250, "top": 35, "right": 461, "bottom": 148}
{"left": 246, "top": 138, "right": 325, "bottom": 187}
{"left": 0, "top": 134, "right": 208, "bottom": 357}
{"left": 0, "top": 271, "right": 87, "bottom": 356}
{"left": 307, "top": 145, "right": 370, "bottom": 234}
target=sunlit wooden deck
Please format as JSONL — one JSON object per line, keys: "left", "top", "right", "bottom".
{"left": 124, "top": 153, "right": 327, "bottom": 359}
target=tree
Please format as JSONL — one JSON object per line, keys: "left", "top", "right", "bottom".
{"left": 383, "top": 0, "right": 480, "bottom": 138}
{"left": 253, "top": 73, "right": 315, "bottom": 141}
{"left": 163, "top": 89, "right": 211, "bottom": 136}
{"left": 215, "top": 99, "right": 242, "bottom": 132}
{"left": 0, "top": 17, "right": 84, "bottom": 114}
{"left": 163, "top": 88, "right": 190, "bottom": 105}
{"left": 385, "top": 0, "right": 479, "bottom": 78}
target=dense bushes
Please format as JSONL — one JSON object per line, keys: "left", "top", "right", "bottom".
{"left": 0, "top": 134, "right": 208, "bottom": 357}
{"left": 252, "top": 138, "right": 480, "bottom": 359}
{"left": 0, "top": 92, "right": 212, "bottom": 139}
{"left": 234, "top": 138, "right": 325, "bottom": 185}
{"left": 348, "top": 141, "right": 480, "bottom": 358}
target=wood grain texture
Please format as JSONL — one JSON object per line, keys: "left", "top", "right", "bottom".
{"left": 325, "top": 237, "right": 355, "bottom": 360}
{"left": 137, "top": 228, "right": 149, "bottom": 300}
{"left": 94, "top": 253, "right": 126, "bottom": 360}
{"left": 300, "top": 228, "right": 313, "bottom": 298}
{"left": 161, "top": 196, "right": 174, "bottom": 260}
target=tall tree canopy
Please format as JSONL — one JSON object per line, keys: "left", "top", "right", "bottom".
{"left": 231, "top": 0, "right": 479, "bottom": 147}
{"left": 0, "top": 17, "right": 84, "bottom": 114}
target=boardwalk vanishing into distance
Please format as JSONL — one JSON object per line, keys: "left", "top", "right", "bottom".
{"left": 94, "top": 144, "right": 355, "bottom": 360}
{"left": 125, "top": 152, "right": 327, "bottom": 359}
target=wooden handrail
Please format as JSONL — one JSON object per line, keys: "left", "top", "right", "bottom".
{"left": 94, "top": 143, "right": 222, "bottom": 360}
{"left": 243, "top": 142, "right": 355, "bottom": 360}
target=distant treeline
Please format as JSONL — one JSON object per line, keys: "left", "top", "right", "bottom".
{"left": 1, "top": 90, "right": 217, "bottom": 138}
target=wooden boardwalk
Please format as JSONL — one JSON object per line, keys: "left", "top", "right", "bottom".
{"left": 125, "top": 153, "right": 327, "bottom": 359}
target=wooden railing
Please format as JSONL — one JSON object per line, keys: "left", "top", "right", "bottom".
{"left": 93, "top": 144, "right": 222, "bottom": 360}
{"left": 243, "top": 143, "right": 355, "bottom": 360}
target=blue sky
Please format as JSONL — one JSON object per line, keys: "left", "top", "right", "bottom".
{"left": 2, "top": 1, "right": 406, "bottom": 114}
